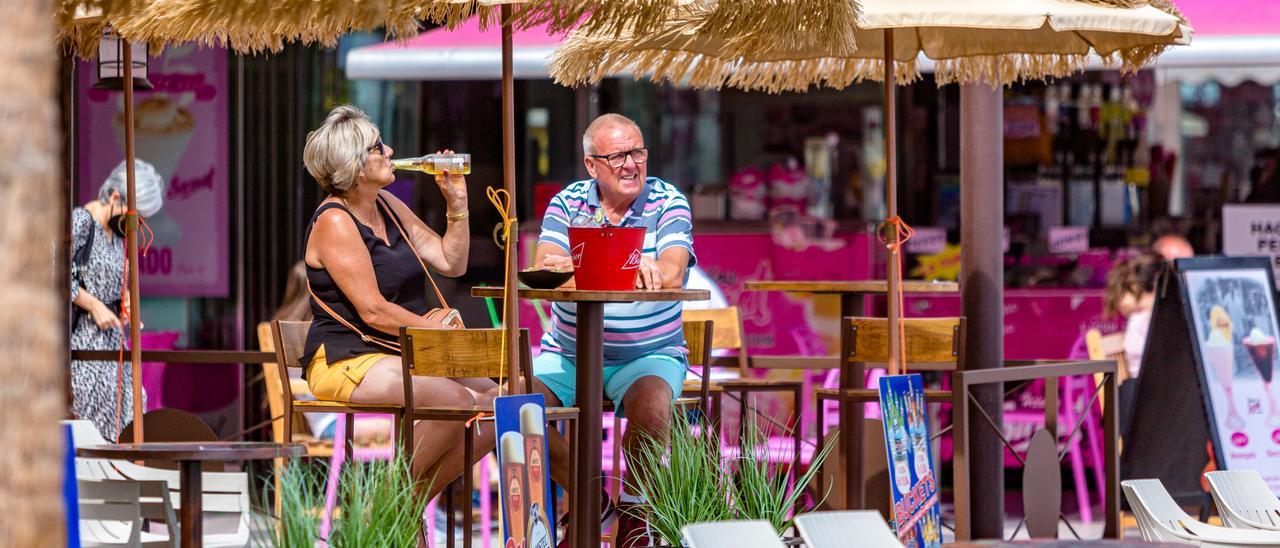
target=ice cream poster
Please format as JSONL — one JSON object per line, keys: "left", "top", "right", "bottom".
{"left": 495, "top": 394, "right": 555, "bottom": 548}
{"left": 1182, "top": 261, "right": 1280, "bottom": 493}
{"left": 878, "top": 374, "right": 942, "bottom": 548}
{"left": 77, "top": 46, "right": 228, "bottom": 297}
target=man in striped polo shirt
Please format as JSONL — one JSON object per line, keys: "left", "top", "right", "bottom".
{"left": 533, "top": 113, "right": 695, "bottom": 547}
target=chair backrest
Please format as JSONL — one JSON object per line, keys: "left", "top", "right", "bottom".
{"left": 1085, "top": 328, "right": 1129, "bottom": 385}
{"left": 842, "top": 317, "right": 964, "bottom": 370}
{"left": 270, "top": 320, "right": 312, "bottom": 438}
{"left": 402, "top": 327, "right": 531, "bottom": 378}
{"left": 77, "top": 479, "right": 146, "bottom": 546}
{"left": 1121, "top": 479, "right": 1195, "bottom": 541}
{"left": 682, "top": 520, "right": 787, "bottom": 548}
{"left": 794, "top": 511, "right": 904, "bottom": 548}
{"left": 258, "top": 322, "right": 288, "bottom": 444}
{"left": 683, "top": 307, "right": 747, "bottom": 368}
{"left": 1206, "top": 470, "right": 1280, "bottom": 529}
{"left": 684, "top": 319, "right": 715, "bottom": 413}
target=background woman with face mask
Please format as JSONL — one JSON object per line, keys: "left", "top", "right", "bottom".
{"left": 70, "top": 159, "right": 164, "bottom": 441}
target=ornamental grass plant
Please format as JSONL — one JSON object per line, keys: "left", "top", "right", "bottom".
{"left": 625, "top": 411, "right": 838, "bottom": 546}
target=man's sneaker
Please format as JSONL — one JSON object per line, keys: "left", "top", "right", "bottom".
{"left": 555, "top": 490, "right": 617, "bottom": 547}
{"left": 614, "top": 502, "right": 653, "bottom": 548}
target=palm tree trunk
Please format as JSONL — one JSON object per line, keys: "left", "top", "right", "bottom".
{"left": 0, "top": 0, "right": 67, "bottom": 543}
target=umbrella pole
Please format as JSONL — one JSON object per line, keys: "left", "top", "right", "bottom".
{"left": 883, "top": 29, "right": 901, "bottom": 376}
{"left": 501, "top": 6, "right": 521, "bottom": 393}
{"left": 123, "top": 41, "right": 144, "bottom": 442}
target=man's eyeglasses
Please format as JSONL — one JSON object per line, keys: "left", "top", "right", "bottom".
{"left": 367, "top": 137, "right": 386, "bottom": 156}
{"left": 590, "top": 147, "right": 648, "bottom": 169}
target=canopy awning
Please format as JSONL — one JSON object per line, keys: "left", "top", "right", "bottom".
{"left": 1145, "top": 0, "right": 1280, "bottom": 85}
{"left": 345, "top": 17, "right": 567, "bottom": 80}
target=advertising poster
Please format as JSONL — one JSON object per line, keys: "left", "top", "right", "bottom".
{"left": 495, "top": 394, "right": 555, "bottom": 548}
{"left": 77, "top": 45, "right": 229, "bottom": 297}
{"left": 878, "top": 374, "right": 942, "bottom": 548}
{"left": 1222, "top": 204, "right": 1280, "bottom": 289}
{"left": 1180, "top": 258, "right": 1280, "bottom": 492}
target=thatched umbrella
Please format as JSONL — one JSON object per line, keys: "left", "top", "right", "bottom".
{"left": 2, "top": 0, "right": 67, "bottom": 543}
{"left": 551, "top": 1, "right": 1188, "bottom": 536}
{"left": 551, "top": 0, "right": 1187, "bottom": 375}
{"left": 58, "top": 0, "right": 863, "bottom": 443}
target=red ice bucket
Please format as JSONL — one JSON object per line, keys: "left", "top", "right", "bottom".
{"left": 568, "top": 226, "right": 646, "bottom": 291}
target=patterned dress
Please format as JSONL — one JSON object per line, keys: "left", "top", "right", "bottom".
{"left": 70, "top": 207, "right": 144, "bottom": 442}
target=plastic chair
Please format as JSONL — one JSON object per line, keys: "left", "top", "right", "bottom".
{"left": 66, "top": 420, "right": 252, "bottom": 547}
{"left": 1206, "top": 470, "right": 1280, "bottom": 530}
{"left": 682, "top": 520, "right": 787, "bottom": 548}
{"left": 78, "top": 478, "right": 177, "bottom": 547}
{"left": 1122, "top": 479, "right": 1280, "bottom": 546}
{"left": 794, "top": 510, "right": 904, "bottom": 548}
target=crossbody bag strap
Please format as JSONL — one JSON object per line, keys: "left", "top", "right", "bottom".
{"left": 376, "top": 195, "right": 450, "bottom": 309}
{"left": 306, "top": 279, "right": 401, "bottom": 353}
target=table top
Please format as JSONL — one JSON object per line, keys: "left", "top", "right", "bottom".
{"left": 744, "top": 280, "right": 959, "bottom": 294}
{"left": 77, "top": 442, "right": 305, "bottom": 462}
{"left": 473, "top": 287, "right": 710, "bottom": 303}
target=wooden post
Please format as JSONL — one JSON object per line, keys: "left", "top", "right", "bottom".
{"left": 960, "top": 83, "right": 1004, "bottom": 539}
{"left": 500, "top": 6, "right": 521, "bottom": 392}
{"left": 883, "top": 29, "right": 901, "bottom": 376}
{"left": 123, "top": 40, "right": 144, "bottom": 442}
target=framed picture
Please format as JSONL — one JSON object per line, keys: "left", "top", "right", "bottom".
{"left": 1178, "top": 256, "right": 1280, "bottom": 492}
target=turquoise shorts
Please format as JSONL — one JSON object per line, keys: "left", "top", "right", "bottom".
{"left": 532, "top": 351, "right": 686, "bottom": 417}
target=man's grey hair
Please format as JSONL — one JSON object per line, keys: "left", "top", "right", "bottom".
{"left": 98, "top": 159, "right": 165, "bottom": 218}
{"left": 582, "top": 113, "right": 642, "bottom": 156}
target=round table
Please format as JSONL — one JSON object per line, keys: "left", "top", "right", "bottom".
{"left": 77, "top": 441, "right": 304, "bottom": 547}
{"left": 473, "top": 286, "right": 709, "bottom": 547}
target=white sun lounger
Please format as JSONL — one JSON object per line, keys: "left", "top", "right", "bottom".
{"left": 1206, "top": 470, "right": 1280, "bottom": 531}
{"left": 1123, "top": 479, "right": 1280, "bottom": 547}
{"left": 683, "top": 520, "right": 787, "bottom": 548}
{"left": 794, "top": 510, "right": 905, "bottom": 548}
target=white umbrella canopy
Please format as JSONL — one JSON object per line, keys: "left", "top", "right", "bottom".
{"left": 551, "top": 0, "right": 1190, "bottom": 92}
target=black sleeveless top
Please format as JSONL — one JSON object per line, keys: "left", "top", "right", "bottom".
{"left": 300, "top": 198, "right": 432, "bottom": 377}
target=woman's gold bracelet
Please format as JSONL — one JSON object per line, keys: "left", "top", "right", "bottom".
{"left": 446, "top": 210, "right": 469, "bottom": 222}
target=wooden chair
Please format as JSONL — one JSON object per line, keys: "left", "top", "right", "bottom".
{"left": 399, "top": 326, "right": 579, "bottom": 548}
{"left": 815, "top": 316, "right": 963, "bottom": 511}
{"left": 269, "top": 320, "right": 407, "bottom": 461}
{"left": 681, "top": 307, "right": 803, "bottom": 479}
{"left": 604, "top": 320, "right": 715, "bottom": 545}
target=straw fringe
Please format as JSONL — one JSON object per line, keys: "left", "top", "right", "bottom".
{"left": 552, "top": 0, "right": 1182, "bottom": 91}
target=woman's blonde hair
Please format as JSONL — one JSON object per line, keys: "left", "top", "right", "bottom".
{"left": 303, "top": 105, "right": 379, "bottom": 195}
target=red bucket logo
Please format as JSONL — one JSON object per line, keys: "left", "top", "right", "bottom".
{"left": 622, "top": 249, "right": 643, "bottom": 270}
{"left": 570, "top": 242, "right": 585, "bottom": 269}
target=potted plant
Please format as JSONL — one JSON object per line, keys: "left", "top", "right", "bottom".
{"left": 256, "top": 454, "right": 431, "bottom": 548}
{"left": 624, "top": 412, "right": 837, "bottom": 547}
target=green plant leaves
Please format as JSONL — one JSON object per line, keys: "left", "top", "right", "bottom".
{"left": 625, "top": 412, "right": 838, "bottom": 546}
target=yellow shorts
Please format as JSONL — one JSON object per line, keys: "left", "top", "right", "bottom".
{"left": 306, "top": 345, "right": 397, "bottom": 402}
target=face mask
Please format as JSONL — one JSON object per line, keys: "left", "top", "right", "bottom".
{"left": 107, "top": 213, "right": 129, "bottom": 238}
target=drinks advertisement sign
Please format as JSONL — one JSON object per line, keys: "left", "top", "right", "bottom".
{"left": 878, "top": 374, "right": 942, "bottom": 547}
{"left": 495, "top": 394, "right": 555, "bottom": 548}
{"left": 77, "top": 46, "right": 228, "bottom": 297}
{"left": 1179, "top": 257, "right": 1280, "bottom": 493}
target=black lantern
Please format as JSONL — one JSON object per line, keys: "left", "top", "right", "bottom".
{"left": 93, "top": 26, "right": 153, "bottom": 91}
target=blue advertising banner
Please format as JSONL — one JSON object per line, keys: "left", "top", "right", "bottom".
{"left": 495, "top": 394, "right": 555, "bottom": 548}
{"left": 879, "top": 374, "right": 942, "bottom": 547}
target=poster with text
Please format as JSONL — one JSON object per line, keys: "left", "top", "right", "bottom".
{"left": 879, "top": 374, "right": 942, "bottom": 547}
{"left": 495, "top": 394, "right": 555, "bottom": 548}
{"left": 1180, "top": 257, "right": 1280, "bottom": 493}
{"left": 1223, "top": 204, "right": 1280, "bottom": 289}
{"left": 77, "top": 45, "right": 228, "bottom": 297}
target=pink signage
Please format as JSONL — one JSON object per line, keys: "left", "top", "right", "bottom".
{"left": 77, "top": 46, "right": 229, "bottom": 297}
